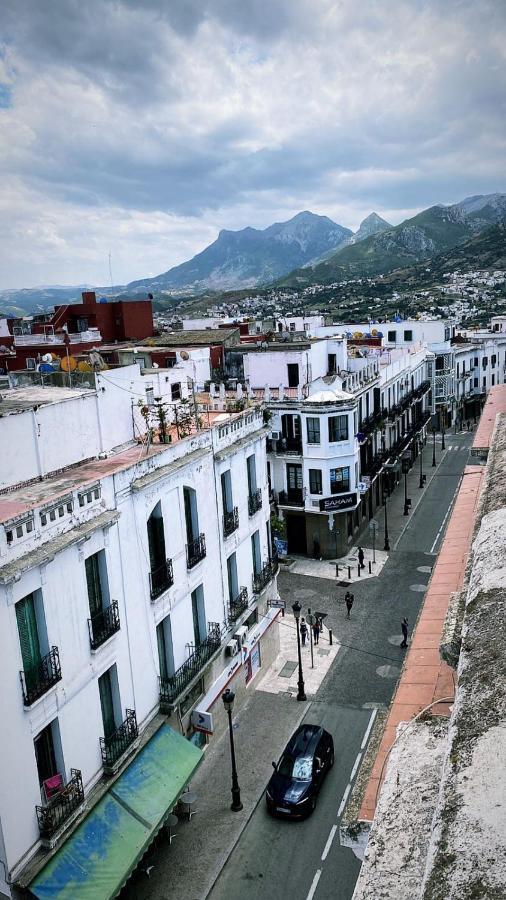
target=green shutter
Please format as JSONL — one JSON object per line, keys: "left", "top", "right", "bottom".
{"left": 16, "top": 594, "right": 41, "bottom": 673}
{"left": 99, "top": 671, "right": 116, "bottom": 739}
{"left": 147, "top": 512, "right": 166, "bottom": 571}
{"left": 85, "top": 554, "right": 103, "bottom": 617}
{"left": 156, "top": 622, "right": 168, "bottom": 681}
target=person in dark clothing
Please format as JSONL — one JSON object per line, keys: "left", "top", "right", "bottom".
{"left": 358, "top": 546, "right": 365, "bottom": 569}
{"left": 300, "top": 617, "right": 308, "bottom": 647}
{"left": 312, "top": 618, "right": 321, "bottom": 645}
{"left": 345, "top": 592, "right": 354, "bottom": 618}
{"left": 400, "top": 617, "right": 409, "bottom": 648}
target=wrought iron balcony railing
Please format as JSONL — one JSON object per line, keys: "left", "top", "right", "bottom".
{"left": 100, "top": 709, "right": 138, "bottom": 770}
{"left": 159, "top": 623, "right": 221, "bottom": 705}
{"left": 149, "top": 559, "right": 174, "bottom": 600}
{"left": 223, "top": 507, "right": 239, "bottom": 538}
{"left": 229, "top": 587, "right": 248, "bottom": 622}
{"left": 248, "top": 489, "right": 263, "bottom": 516}
{"left": 275, "top": 437, "right": 303, "bottom": 455}
{"left": 253, "top": 559, "right": 277, "bottom": 594}
{"left": 88, "top": 600, "right": 120, "bottom": 650}
{"left": 36, "top": 769, "right": 85, "bottom": 840}
{"left": 277, "top": 489, "right": 304, "bottom": 507}
{"left": 186, "top": 533, "right": 206, "bottom": 569}
{"left": 20, "top": 646, "right": 62, "bottom": 706}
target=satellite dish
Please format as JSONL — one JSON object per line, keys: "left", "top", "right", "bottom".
{"left": 371, "top": 329, "right": 378, "bottom": 336}
{"left": 39, "top": 363, "right": 54, "bottom": 373}
{"left": 77, "top": 361, "right": 92, "bottom": 372}
{"left": 180, "top": 350, "right": 190, "bottom": 360}
{"left": 153, "top": 362, "right": 159, "bottom": 368}
{"left": 61, "top": 355, "right": 77, "bottom": 372}
{"left": 42, "top": 353, "right": 53, "bottom": 363}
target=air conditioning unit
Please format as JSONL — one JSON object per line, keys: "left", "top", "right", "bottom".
{"left": 233, "top": 626, "right": 248, "bottom": 647}
{"left": 226, "top": 640, "right": 239, "bottom": 657}
{"left": 271, "top": 431, "right": 280, "bottom": 441}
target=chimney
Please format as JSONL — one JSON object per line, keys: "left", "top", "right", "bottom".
{"left": 82, "top": 291, "right": 97, "bottom": 305}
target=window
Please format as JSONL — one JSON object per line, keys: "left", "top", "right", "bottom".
{"left": 483, "top": 357, "right": 488, "bottom": 369}
{"left": 328, "top": 353, "right": 337, "bottom": 375}
{"left": 483, "top": 376, "right": 486, "bottom": 389}
{"left": 147, "top": 502, "right": 167, "bottom": 573}
{"left": 289, "top": 322, "right": 296, "bottom": 332}
{"left": 328, "top": 415, "right": 348, "bottom": 442}
{"left": 306, "top": 417, "right": 320, "bottom": 444}
{"left": 227, "top": 552, "right": 239, "bottom": 602}
{"left": 251, "top": 530, "right": 262, "bottom": 576}
{"left": 246, "top": 455, "right": 257, "bottom": 496}
{"left": 16, "top": 593, "right": 43, "bottom": 683}
{"left": 387, "top": 331, "right": 396, "bottom": 342}
{"left": 330, "top": 467, "right": 350, "bottom": 494}
{"left": 221, "top": 470, "right": 233, "bottom": 514}
{"left": 85, "top": 551, "right": 109, "bottom": 619}
{"left": 287, "top": 363, "right": 299, "bottom": 387}
{"left": 492, "top": 374, "right": 495, "bottom": 386}
{"left": 474, "top": 377, "right": 478, "bottom": 388}
{"left": 286, "top": 464, "right": 303, "bottom": 494}
{"left": 171, "top": 382, "right": 181, "bottom": 401}
{"left": 164, "top": 356, "right": 176, "bottom": 368}
{"left": 474, "top": 357, "right": 479, "bottom": 367}
{"left": 34, "top": 721, "right": 63, "bottom": 787}
{"left": 98, "top": 666, "right": 120, "bottom": 739}
{"left": 403, "top": 330, "right": 413, "bottom": 341}
{"left": 183, "top": 487, "right": 199, "bottom": 544}
{"left": 191, "top": 585, "right": 206, "bottom": 647}
{"left": 491, "top": 355, "right": 497, "bottom": 367}
{"left": 156, "top": 617, "right": 174, "bottom": 681}
{"left": 309, "top": 469, "right": 322, "bottom": 495}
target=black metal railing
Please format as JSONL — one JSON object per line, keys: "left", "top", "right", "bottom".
{"left": 149, "top": 559, "right": 174, "bottom": 599}
{"left": 223, "top": 507, "right": 239, "bottom": 538}
{"left": 253, "top": 559, "right": 277, "bottom": 594}
{"left": 20, "top": 647, "right": 62, "bottom": 706}
{"left": 229, "top": 587, "right": 248, "bottom": 622}
{"left": 100, "top": 709, "right": 138, "bottom": 769}
{"left": 277, "top": 489, "right": 304, "bottom": 506}
{"left": 248, "top": 489, "right": 263, "bottom": 516}
{"left": 186, "top": 533, "right": 206, "bottom": 569}
{"left": 88, "top": 600, "right": 120, "bottom": 650}
{"left": 275, "top": 437, "right": 303, "bottom": 454}
{"left": 36, "top": 769, "right": 84, "bottom": 839}
{"left": 159, "top": 623, "right": 221, "bottom": 705}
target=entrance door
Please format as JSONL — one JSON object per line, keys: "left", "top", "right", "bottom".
{"left": 286, "top": 514, "right": 307, "bottom": 555}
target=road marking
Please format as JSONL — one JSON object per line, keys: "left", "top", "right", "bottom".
{"left": 350, "top": 752, "right": 362, "bottom": 782}
{"left": 430, "top": 480, "right": 461, "bottom": 553}
{"left": 337, "top": 783, "right": 351, "bottom": 817}
{"left": 306, "top": 869, "right": 322, "bottom": 900}
{"left": 321, "top": 825, "right": 337, "bottom": 861}
{"left": 361, "top": 707, "right": 378, "bottom": 750}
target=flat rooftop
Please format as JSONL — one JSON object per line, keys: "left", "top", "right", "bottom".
{"left": 0, "top": 385, "right": 93, "bottom": 417}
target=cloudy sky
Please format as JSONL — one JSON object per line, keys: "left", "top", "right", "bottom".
{"left": 1, "top": 0, "right": 505, "bottom": 289}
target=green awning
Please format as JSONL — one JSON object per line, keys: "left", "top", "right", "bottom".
{"left": 30, "top": 724, "right": 203, "bottom": 900}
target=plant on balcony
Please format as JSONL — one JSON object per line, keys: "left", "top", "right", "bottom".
{"left": 270, "top": 513, "right": 286, "bottom": 538}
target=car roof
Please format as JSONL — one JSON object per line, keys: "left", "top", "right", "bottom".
{"left": 284, "top": 724, "right": 325, "bottom": 758}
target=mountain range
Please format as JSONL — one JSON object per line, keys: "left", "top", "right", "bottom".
{"left": 0, "top": 194, "right": 505, "bottom": 316}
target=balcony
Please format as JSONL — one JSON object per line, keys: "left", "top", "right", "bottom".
{"left": 100, "top": 709, "right": 138, "bottom": 771}
{"left": 36, "top": 769, "right": 85, "bottom": 842}
{"left": 149, "top": 559, "right": 174, "bottom": 600}
{"left": 223, "top": 507, "right": 239, "bottom": 538}
{"left": 88, "top": 600, "right": 120, "bottom": 650}
{"left": 248, "top": 489, "right": 263, "bottom": 516}
{"left": 229, "top": 587, "right": 249, "bottom": 622}
{"left": 253, "top": 558, "right": 278, "bottom": 594}
{"left": 159, "top": 623, "right": 221, "bottom": 705}
{"left": 20, "top": 647, "right": 62, "bottom": 706}
{"left": 275, "top": 437, "right": 303, "bottom": 455}
{"left": 13, "top": 328, "right": 102, "bottom": 346}
{"left": 186, "top": 533, "right": 206, "bottom": 569}
{"left": 278, "top": 489, "right": 304, "bottom": 507}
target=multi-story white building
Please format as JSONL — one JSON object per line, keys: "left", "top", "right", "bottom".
{"left": 0, "top": 373, "right": 279, "bottom": 898}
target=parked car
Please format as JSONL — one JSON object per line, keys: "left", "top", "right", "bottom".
{"left": 265, "top": 724, "right": 334, "bottom": 818}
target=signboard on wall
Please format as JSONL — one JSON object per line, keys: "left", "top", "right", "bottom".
{"left": 273, "top": 536, "right": 288, "bottom": 556}
{"left": 191, "top": 709, "right": 213, "bottom": 734}
{"left": 319, "top": 492, "right": 357, "bottom": 513}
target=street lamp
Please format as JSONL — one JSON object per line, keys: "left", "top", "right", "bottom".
{"left": 441, "top": 422, "right": 446, "bottom": 450}
{"left": 292, "top": 601, "right": 307, "bottom": 701}
{"left": 419, "top": 438, "right": 425, "bottom": 488}
{"left": 432, "top": 427, "right": 437, "bottom": 467}
{"left": 382, "top": 476, "right": 390, "bottom": 552}
{"left": 401, "top": 451, "right": 411, "bottom": 516}
{"left": 222, "top": 689, "right": 243, "bottom": 812}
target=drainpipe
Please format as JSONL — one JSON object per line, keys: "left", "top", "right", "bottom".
{"left": 94, "top": 381, "right": 105, "bottom": 454}
{"left": 31, "top": 408, "right": 44, "bottom": 478}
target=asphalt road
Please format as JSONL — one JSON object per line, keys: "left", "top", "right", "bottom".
{"left": 209, "top": 431, "right": 473, "bottom": 900}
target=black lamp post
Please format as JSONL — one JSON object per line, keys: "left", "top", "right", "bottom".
{"left": 419, "top": 438, "right": 425, "bottom": 488}
{"left": 432, "top": 427, "right": 437, "bottom": 467}
{"left": 292, "top": 601, "right": 306, "bottom": 701}
{"left": 401, "top": 451, "right": 410, "bottom": 516}
{"left": 382, "top": 477, "right": 390, "bottom": 552}
{"left": 441, "top": 422, "right": 446, "bottom": 450}
{"left": 222, "top": 689, "right": 243, "bottom": 812}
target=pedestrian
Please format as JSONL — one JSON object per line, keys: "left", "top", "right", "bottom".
{"left": 345, "top": 592, "right": 354, "bottom": 619}
{"left": 300, "top": 617, "right": 308, "bottom": 647}
{"left": 312, "top": 618, "right": 321, "bottom": 645}
{"left": 400, "top": 617, "right": 409, "bottom": 648}
{"left": 358, "top": 546, "right": 365, "bottom": 569}
{"left": 466, "top": 419, "right": 470, "bottom": 432}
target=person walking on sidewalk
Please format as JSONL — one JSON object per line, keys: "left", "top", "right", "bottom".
{"left": 400, "top": 617, "right": 409, "bottom": 648}
{"left": 345, "top": 592, "right": 354, "bottom": 619}
{"left": 358, "top": 546, "right": 365, "bottom": 569}
{"left": 300, "top": 617, "right": 308, "bottom": 647}
{"left": 312, "top": 618, "right": 321, "bottom": 645}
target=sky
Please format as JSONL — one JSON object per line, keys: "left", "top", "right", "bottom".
{"left": 0, "top": 0, "right": 505, "bottom": 290}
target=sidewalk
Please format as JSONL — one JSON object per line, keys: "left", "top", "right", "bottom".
{"left": 257, "top": 610, "right": 339, "bottom": 696}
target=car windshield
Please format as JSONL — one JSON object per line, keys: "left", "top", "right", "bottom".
{"left": 277, "top": 754, "right": 313, "bottom": 781}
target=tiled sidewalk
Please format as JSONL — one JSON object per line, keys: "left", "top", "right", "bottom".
{"left": 359, "top": 464, "right": 485, "bottom": 820}
{"left": 257, "top": 610, "right": 340, "bottom": 697}
{"left": 288, "top": 547, "right": 388, "bottom": 583}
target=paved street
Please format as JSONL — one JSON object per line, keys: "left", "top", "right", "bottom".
{"left": 209, "top": 430, "right": 473, "bottom": 900}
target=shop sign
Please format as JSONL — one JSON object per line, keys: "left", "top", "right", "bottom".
{"left": 319, "top": 492, "right": 357, "bottom": 513}
{"left": 191, "top": 709, "right": 213, "bottom": 735}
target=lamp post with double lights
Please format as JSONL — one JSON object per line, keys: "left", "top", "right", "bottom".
{"left": 292, "top": 601, "right": 306, "bottom": 701}
{"left": 222, "top": 689, "right": 243, "bottom": 812}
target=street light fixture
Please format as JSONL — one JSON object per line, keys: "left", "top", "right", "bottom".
{"left": 432, "top": 427, "right": 437, "bottom": 467}
{"left": 292, "top": 601, "right": 307, "bottom": 701}
{"left": 382, "top": 476, "right": 390, "bottom": 552}
{"left": 222, "top": 689, "right": 243, "bottom": 812}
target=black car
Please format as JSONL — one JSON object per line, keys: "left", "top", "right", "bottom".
{"left": 265, "top": 724, "right": 334, "bottom": 818}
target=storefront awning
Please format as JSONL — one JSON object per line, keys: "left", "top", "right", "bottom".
{"left": 30, "top": 724, "right": 203, "bottom": 900}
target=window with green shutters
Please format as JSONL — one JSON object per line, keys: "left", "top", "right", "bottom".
{"left": 156, "top": 621, "right": 169, "bottom": 681}
{"left": 16, "top": 594, "right": 41, "bottom": 679}
{"left": 98, "top": 669, "right": 116, "bottom": 739}
{"left": 147, "top": 503, "right": 166, "bottom": 571}
{"left": 85, "top": 554, "right": 103, "bottom": 618}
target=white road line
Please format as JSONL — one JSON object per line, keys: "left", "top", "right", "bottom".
{"left": 321, "top": 825, "right": 338, "bottom": 862}
{"left": 337, "top": 783, "right": 351, "bottom": 817}
{"left": 361, "top": 708, "right": 378, "bottom": 750}
{"left": 430, "top": 481, "right": 460, "bottom": 553}
{"left": 350, "top": 752, "right": 362, "bottom": 783}
{"left": 306, "top": 869, "right": 322, "bottom": 900}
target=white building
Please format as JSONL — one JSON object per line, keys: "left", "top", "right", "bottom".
{"left": 0, "top": 375, "right": 279, "bottom": 898}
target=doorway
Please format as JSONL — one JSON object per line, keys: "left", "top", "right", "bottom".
{"left": 286, "top": 514, "right": 307, "bottom": 555}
